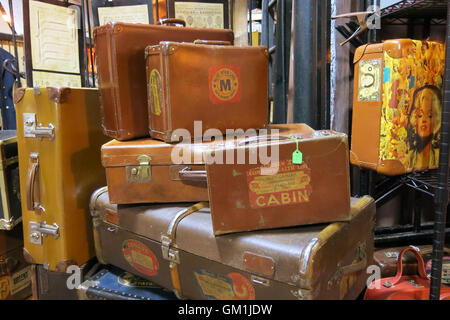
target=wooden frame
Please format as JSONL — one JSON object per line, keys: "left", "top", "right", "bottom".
{"left": 22, "top": 0, "right": 87, "bottom": 87}
{"left": 91, "top": 0, "right": 155, "bottom": 26}
{"left": 167, "top": 0, "right": 230, "bottom": 29}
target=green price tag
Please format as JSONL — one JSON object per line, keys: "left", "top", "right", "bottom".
{"left": 288, "top": 136, "right": 303, "bottom": 164}
{"left": 292, "top": 149, "right": 303, "bottom": 164}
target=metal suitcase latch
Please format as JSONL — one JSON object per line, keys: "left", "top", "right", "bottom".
{"left": 29, "top": 221, "right": 59, "bottom": 245}
{"left": 126, "top": 155, "right": 152, "bottom": 183}
{"left": 161, "top": 235, "right": 180, "bottom": 264}
{"left": 23, "top": 113, "right": 55, "bottom": 140}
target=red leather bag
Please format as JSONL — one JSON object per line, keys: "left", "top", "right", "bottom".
{"left": 364, "top": 247, "right": 450, "bottom": 300}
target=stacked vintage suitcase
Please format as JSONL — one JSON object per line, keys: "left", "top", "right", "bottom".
{"left": 86, "top": 19, "right": 376, "bottom": 300}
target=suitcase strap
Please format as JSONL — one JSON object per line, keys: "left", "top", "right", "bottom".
{"left": 161, "top": 202, "right": 209, "bottom": 299}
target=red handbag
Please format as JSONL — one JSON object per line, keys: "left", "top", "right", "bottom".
{"left": 364, "top": 247, "right": 450, "bottom": 300}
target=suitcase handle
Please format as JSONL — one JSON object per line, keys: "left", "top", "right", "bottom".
{"left": 238, "top": 135, "right": 294, "bottom": 146}
{"left": 178, "top": 167, "right": 207, "bottom": 182}
{"left": 392, "top": 247, "right": 429, "bottom": 286}
{"left": 26, "top": 153, "right": 40, "bottom": 212}
{"left": 193, "top": 40, "right": 232, "bottom": 46}
{"left": 157, "top": 18, "right": 186, "bottom": 27}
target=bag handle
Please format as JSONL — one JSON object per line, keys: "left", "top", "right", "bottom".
{"left": 26, "top": 153, "right": 40, "bottom": 211}
{"left": 178, "top": 167, "right": 207, "bottom": 182}
{"left": 237, "top": 135, "right": 296, "bottom": 147}
{"left": 392, "top": 247, "right": 429, "bottom": 285}
{"left": 157, "top": 18, "right": 186, "bottom": 27}
{"left": 193, "top": 39, "right": 232, "bottom": 46}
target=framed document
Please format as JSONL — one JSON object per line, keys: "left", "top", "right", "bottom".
{"left": 23, "top": 0, "right": 86, "bottom": 87}
{"left": 167, "top": 0, "right": 230, "bottom": 29}
{"left": 91, "top": 0, "right": 155, "bottom": 26}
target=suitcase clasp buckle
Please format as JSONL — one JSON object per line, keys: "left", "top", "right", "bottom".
{"left": 161, "top": 235, "right": 180, "bottom": 264}
{"left": 23, "top": 113, "right": 55, "bottom": 140}
{"left": 29, "top": 221, "right": 60, "bottom": 245}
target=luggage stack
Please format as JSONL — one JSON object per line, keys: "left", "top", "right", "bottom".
{"left": 0, "top": 130, "right": 32, "bottom": 300}
{"left": 90, "top": 20, "right": 376, "bottom": 300}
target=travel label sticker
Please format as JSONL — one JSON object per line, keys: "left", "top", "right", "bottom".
{"left": 194, "top": 270, "right": 255, "bottom": 300}
{"left": 123, "top": 239, "right": 159, "bottom": 276}
{"left": 209, "top": 65, "right": 241, "bottom": 104}
{"left": 148, "top": 69, "right": 163, "bottom": 116}
{"left": 0, "top": 276, "right": 10, "bottom": 299}
{"left": 247, "top": 160, "right": 312, "bottom": 209}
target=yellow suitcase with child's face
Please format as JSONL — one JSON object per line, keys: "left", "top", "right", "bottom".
{"left": 14, "top": 87, "right": 107, "bottom": 271}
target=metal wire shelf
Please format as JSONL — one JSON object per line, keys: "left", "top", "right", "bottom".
{"left": 381, "top": 0, "right": 447, "bottom": 19}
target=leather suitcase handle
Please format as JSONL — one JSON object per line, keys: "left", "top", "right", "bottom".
{"left": 193, "top": 39, "right": 232, "bottom": 46}
{"left": 26, "top": 154, "right": 39, "bottom": 211}
{"left": 178, "top": 167, "right": 207, "bottom": 182}
{"left": 238, "top": 135, "right": 294, "bottom": 146}
{"left": 158, "top": 18, "right": 186, "bottom": 27}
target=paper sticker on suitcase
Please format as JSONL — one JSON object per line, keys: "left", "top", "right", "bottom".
{"left": 351, "top": 39, "right": 445, "bottom": 175}
{"left": 146, "top": 41, "right": 268, "bottom": 142}
{"left": 91, "top": 188, "right": 375, "bottom": 300}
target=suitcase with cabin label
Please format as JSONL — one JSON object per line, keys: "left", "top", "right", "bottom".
{"left": 90, "top": 187, "right": 375, "bottom": 300}
{"left": 94, "top": 21, "right": 234, "bottom": 141}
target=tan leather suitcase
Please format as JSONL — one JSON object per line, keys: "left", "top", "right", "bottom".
{"left": 145, "top": 41, "right": 268, "bottom": 142}
{"left": 14, "top": 87, "right": 108, "bottom": 271}
{"left": 350, "top": 39, "right": 445, "bottom": 175}
{"left": 101, "top": 123, "right": 314, "bottom": 205}
{"left": 94, "top": 21, "right": 234, "bottom": 141}
{"left": 0, "top": 226, "right": 32, "bottom": 300}
{"left": 91, "top": 187, "right": 375, "bottom": 300}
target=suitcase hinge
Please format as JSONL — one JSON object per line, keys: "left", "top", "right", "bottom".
{"left": 29, "top": 221, "right": 60, "bottom": 245}
{"left": 23, "top": 113, "right": 55, "bottom": 140}
{"left": 161, "top": 235, "right": 180, "bottom": 264}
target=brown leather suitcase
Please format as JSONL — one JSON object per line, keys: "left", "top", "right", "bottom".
{"left": 94, "top": 21, "right": 234, "bottom": 141}
{"left": 350, "top": 39, "right": 445, "bottom": 175}
{"left": 0, "top": 226, "right": 32, "bottom": 300}
{"left": 145, "top": 41, "right": 268, "bottom": 142}
{"left": 374, "top": 245, "right": 450, "bottom": 284}
{"left": 101, "top": 123, "right": 314, "bottom": 205}
{"left": 30, "top": 259, "right": 98, "bottom": 300}
{"left": 204, "top": 129, "right": 351, "bottom": 235}
{"left": 91, "top": 187, "right": 375, "bottom": 300}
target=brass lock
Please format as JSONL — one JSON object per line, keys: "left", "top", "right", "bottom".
{"left": 126, "top": 155, "right": 152, "bottom": 183}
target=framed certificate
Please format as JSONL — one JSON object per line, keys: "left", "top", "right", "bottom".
{"left": 167, "top": 0, "right": 230, "bottom": 29}
{"left": 23, "top": 0, "right": 86, "bottom": 87}
{"left": 91, "top": 0, "right": 155, "bottom": 26}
